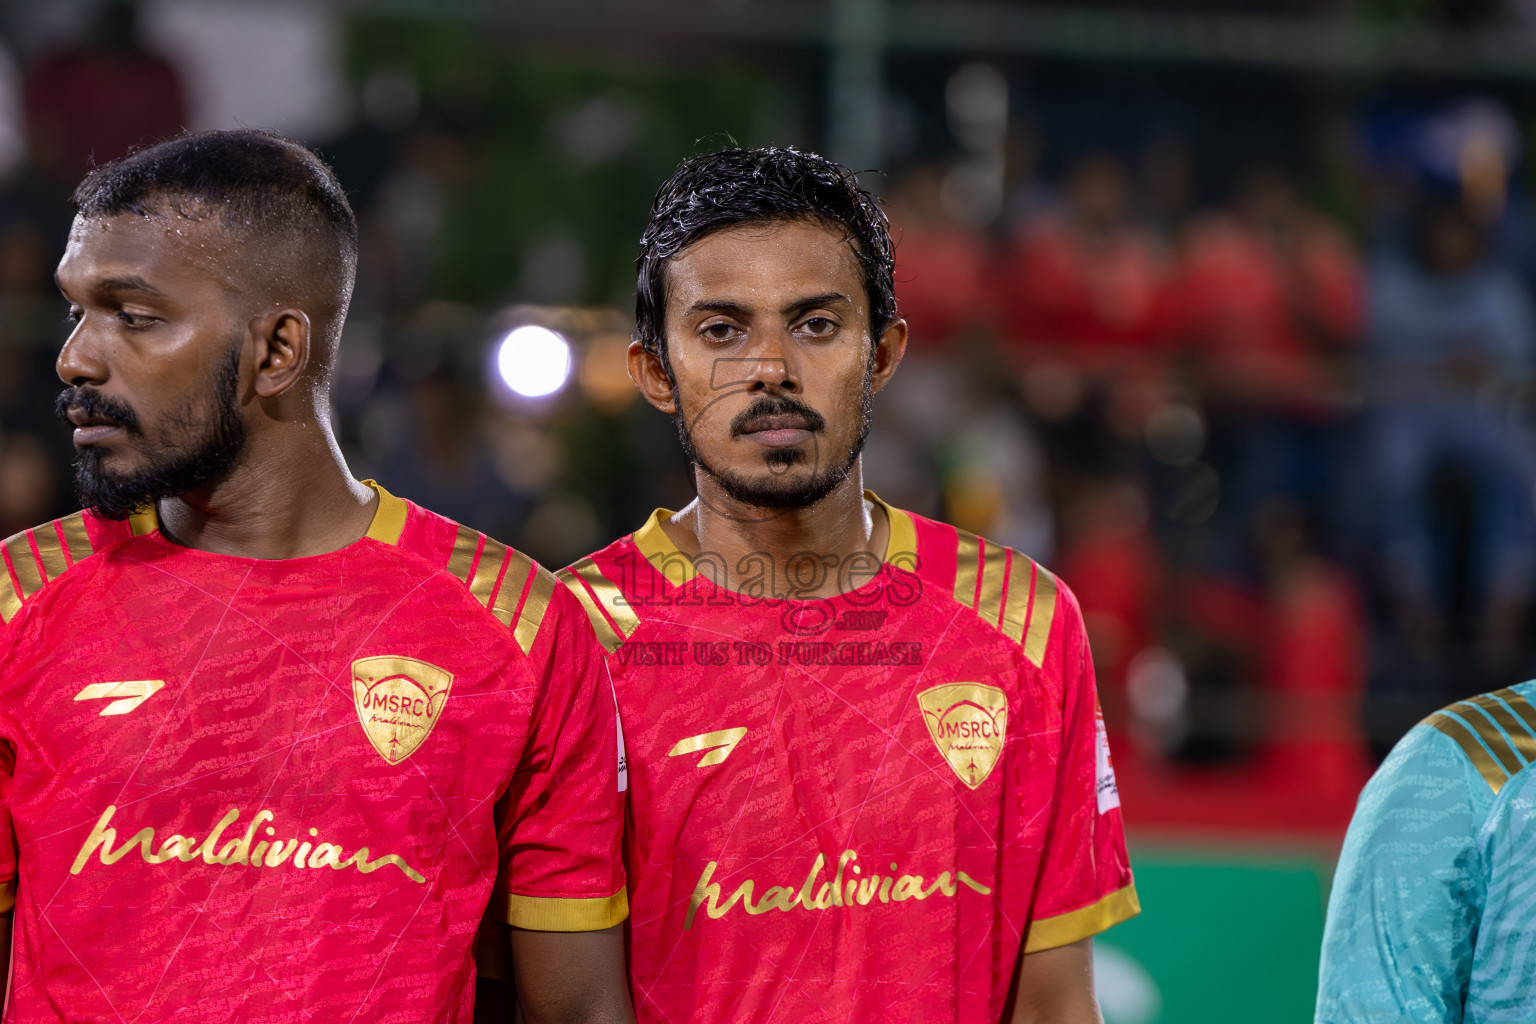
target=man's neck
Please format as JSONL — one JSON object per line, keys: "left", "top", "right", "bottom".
{"left": 155, "top": 422, "right": 377, "bottom": 560}
{"left": 664, "top": 461, "right": 890, "bottom": 600}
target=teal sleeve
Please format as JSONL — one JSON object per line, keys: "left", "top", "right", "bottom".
{"left": 1467, "top": 771, "right": 1536, "bottom": 1021}
{"left": 1316, "top": 724, "right": 1490, "bottom": 1024}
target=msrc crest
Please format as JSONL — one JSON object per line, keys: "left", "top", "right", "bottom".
{"left": 918, "top": 683, "right": 1008, "bottom": 789}
{"left": 352, "top": 656, "right": 454, "bottom": 765}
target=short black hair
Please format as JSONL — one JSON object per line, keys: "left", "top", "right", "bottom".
{"left": 635, "top": 147, "right": 897, "bottom": 362}
{"left": 71, "top": 129, "right": 358, "bottom": 354}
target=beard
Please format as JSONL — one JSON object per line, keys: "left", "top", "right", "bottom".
{"left": 676, "top": 368, "right": 875, "bottom": 512}
{"left": 56, "top": 343, "right": 246, "bottom": 520}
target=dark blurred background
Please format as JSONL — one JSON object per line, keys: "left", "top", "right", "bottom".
{"left": 3, "top": 0, "right": 1535, "bottom": 1018}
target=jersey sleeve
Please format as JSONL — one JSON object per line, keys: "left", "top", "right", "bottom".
{"left": 0, "top": 738, "right": 14, "bottom": 915}
{"left": 489, "top": 579, "right": 627, "bottom": 931}
{"left": 1471, "top": 772, "right": 1536, "bottom": 1015}
{"left": 1316, "top": 724, "right": 1490, "bottom": 1024}
{"left": 1022, "top": 582, "right": 1139, "bottom": 953}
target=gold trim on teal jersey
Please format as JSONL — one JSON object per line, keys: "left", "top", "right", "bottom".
{"left": 1423, "top": 687, "right": 1536, "bottom": 794}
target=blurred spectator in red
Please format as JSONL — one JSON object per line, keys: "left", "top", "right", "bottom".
{"left": 1173, "top": 165, "right": 1363, "bottom": 406}
{"left": 24, "top": 0, "right": 186, "bottom": 184}
{"left": 1055, "top": 477, "right": 1160, "bottom": 699}
{"left": 887, "top": 164, "right": 990, "bottom": 349}
{"left": 1251, "top": 501, "right": 1372, "bottom": 803}
{"left": 1000, "top": 152, "right": 1175, "bottom": 364}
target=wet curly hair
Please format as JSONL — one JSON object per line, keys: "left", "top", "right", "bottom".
{"left": 634, "top": 146, "right": 896, "bottom": 366}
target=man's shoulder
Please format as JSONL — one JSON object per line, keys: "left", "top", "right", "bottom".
{"left": 0, "top": 509, "right": 144, "bottom": 626}
{"left": 556, "top": 532, "right": 642, "bottom": 655}
{"left": 1413, "top": 682, "right": 1536, "bottom": 800}
{"left": 382, "top": 491, "right": 561, "bottom": 657}
{"left": 904, "top": 507, "right": 1070, "bottom": 670}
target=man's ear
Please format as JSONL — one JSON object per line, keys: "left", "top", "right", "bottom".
{"left": 251, "top": 309, "right": 312, "bottom": 400}
{"left": 628, "top": 338, "right": 677, "bottom": 414}
{"left": 870, "top": 316, "right": 909, "bottom": 396}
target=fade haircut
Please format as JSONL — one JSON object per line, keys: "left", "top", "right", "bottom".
{"left": 71, "top": 129, "right": 359, "bottom": 365}
{"left": 635, "top": 147, "right": 897, "bottom": 365}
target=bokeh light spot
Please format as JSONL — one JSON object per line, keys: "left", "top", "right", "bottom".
{"left": 497, "top": 325, "right": 571, "bottom": 398}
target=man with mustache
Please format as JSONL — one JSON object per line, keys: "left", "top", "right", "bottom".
{"left": 0, "top": 130, "right": 632, "bottom": 1022}
{"left": 559, "top": 147, "right": 1137, "bottom": 1023}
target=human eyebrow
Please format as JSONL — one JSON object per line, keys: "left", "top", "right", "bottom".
{"left": 92, "top": 275, "right": 165, "bottom": 297}
{"left": 783, "top": 292, "right": 853, "bottom": 316}
{"left": 684, "top": 299, "right": 753, "bottom": 320}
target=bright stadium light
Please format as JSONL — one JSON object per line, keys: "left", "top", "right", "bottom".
{"left": 496, "top": 325, "right": 572, "bottom": 399}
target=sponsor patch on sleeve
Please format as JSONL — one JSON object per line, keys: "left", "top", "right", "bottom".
{"left": 1094, "top": 709, "right": 1120, "bottom": 814}
{"left": 614, "top": 690, "right": 628, "bottom": 793}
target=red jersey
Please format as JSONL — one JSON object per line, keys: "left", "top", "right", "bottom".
{"left": 0, "top": 484, "right": 625, "bottom": 1023}
{"left": 561, "top": 494, "right": 1137, "bottom": 1024}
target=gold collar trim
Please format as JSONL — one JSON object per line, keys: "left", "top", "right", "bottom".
{"left": 631, "top": 490, "right": 918, "bottom": 588}
{"left": 362, "top": 480, "right": 408, "bottom": 545}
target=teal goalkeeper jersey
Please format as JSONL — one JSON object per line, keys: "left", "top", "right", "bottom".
{"left": 1317, "top": 680, "right": 1536, "bottom": 1023}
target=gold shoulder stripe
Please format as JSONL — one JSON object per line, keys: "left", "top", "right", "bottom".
{"left": 0, "top": 568, "right": 20, "bottom": 624}
{"left": 469, "top": 538, "right": 509, "bottom": 608}
{"left": 1023, "top": 563, "right": 1060, "bottom": 669}
{"left": 1445, "top": 702, "right": 1523, "bottom": 775}
{"left": 33, "top": 525, "right": 67, "bottom": 583}
{"left": 446, "top": 524, "right": 481, "bottom": 583}
{"left": 558, "top": 563, "right": 624, "bottom": 654}
{"left": 1024, "top": 884, "right": 1141, "bottom": 953}
{"left": 3, "top": 533, "right": 42, "bottom": 599}
{"left": 60, "top": 513, "right": 92, "bottom": 566}
{"left": 572, "top": 559, "right": 638, "bottom": 639}
{"left": 1496, "top": 688, "right": 1536, "bottom": 744}
{"left": 1464, "top": 694, "right": 1536, "bottom": 768}
{"left": 493, "top": 887, "right": 628, "bottom": 932}
{"left": 361, "top": 480, "right": 408, "bottom": 545}
{"left": 1427, "top": 711, "right": 1512, "bottom": 793}
{"left": 975, "top": 540, "right": 1008, "bottom": 631}
{"left": 512, "top": 564, "right": 558, "bottom": 656}
{"left": 490, "top": 550, "right": 536, "bottom": 631}
{"left": 998, "top": 550, "right": 1029, "bottom": 645}
{"left": 954, "top": 529, "right": 982, "bottom": 610}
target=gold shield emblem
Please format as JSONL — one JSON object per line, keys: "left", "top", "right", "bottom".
{"left": 351, "top": 656, "right": 454, "bottom": 765}
{"left": 917, "top": 683, "right": 1008, "bottom": 789}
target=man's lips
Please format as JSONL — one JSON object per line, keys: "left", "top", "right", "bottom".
{"left": 66, "top": 408, "right": 125, "bottom": 447}
{"left": 738, "top": 415, "right": 816, "bottom": 447}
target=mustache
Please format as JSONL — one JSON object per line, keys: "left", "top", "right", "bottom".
{"left": 55, "top": 386, "right": 144, "bottom": 436}
{"left": 729, "top": 394, "right": 827, "bottom": 438}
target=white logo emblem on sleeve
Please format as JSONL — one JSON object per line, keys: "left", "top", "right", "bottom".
{"left": 1095, "top": 709, "right": 1121, "bottom": 813}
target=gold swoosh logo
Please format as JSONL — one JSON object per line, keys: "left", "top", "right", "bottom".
{"left": 74, "top": 680, "right": 166, "bottom": 716}
{"left": 668, "top": 727, "right": 749, "bottom": 768}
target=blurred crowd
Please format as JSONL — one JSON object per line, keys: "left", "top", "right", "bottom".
{"left": 876, "top": 92, "right": 1536, "bottom": 829}
{"left": 3, "top": 1, "right": 1536, "bottom": 834}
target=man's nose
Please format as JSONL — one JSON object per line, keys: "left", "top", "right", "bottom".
{"left": 710, "top": 330, "right": 801, "bottom": 394}
{"left": 57, "top": 319, "right": 108, "bottom": 388}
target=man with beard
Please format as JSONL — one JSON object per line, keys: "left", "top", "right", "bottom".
{"left": 0, "top": 130, "right": 632, "bottom": 1023}
{"left": 558, "top": 147, "right": 1137, "bottom": 1023}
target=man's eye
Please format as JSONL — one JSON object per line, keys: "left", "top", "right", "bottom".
{"left": 118, "top": 311, "right": 154, "bottom": 329}
{"left": 63, "top": 307, "right": 82, "bottom": 326}
{"left": 703, "top": 323, "right": 735, "bottom": 340}
{"left": 802, "top": 317, "right": 836, "bottom": 335}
